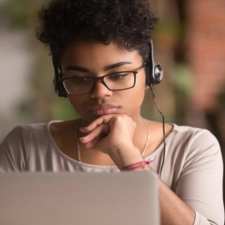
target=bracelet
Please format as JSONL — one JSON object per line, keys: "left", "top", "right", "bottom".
{"left": 122, "top": 160, "right": 151, "bottom": 171}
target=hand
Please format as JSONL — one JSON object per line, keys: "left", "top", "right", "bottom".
{"left": 79, "top": 114, "right": 143, "bottom": 168}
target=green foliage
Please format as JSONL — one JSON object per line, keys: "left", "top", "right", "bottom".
{"left": 155, "top": 21, "right": 180, "bottom": 37}
{"left": 3, "top": 0, "right": 31, "bottom": 28}
{"left": 52, "top": 98, "right": 80, "bottom": 120}
{"left": 172, "top": 64, "right": 193, "bottom": 96}
{"left": 2, "top": 0, "right": 48, "bottom": 29}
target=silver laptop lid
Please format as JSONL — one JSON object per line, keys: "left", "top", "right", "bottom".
{"left": 0, "top": 171, "right": 160, "bottom": 225}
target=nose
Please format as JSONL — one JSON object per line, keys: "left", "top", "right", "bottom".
{"left": 90, "top": 80, "right": 112, "bottom": 99}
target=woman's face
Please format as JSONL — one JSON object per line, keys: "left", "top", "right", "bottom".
{"left": 61, "top": 41, "right": 147, "bottom": 123}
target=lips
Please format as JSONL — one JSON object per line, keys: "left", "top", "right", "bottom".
{"left": 91, "top": 104, "right": 122, "bottom": 116}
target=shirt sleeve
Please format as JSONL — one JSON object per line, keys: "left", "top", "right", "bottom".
{"left": 0, "top": 126, "right": 27, "bottom": 172}
{"left": 175, "top": 130, "right": 224, "bottom": 225}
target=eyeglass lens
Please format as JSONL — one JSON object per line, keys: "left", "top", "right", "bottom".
{"left": 63, "top": 72, "right": 135, "bottom": 94}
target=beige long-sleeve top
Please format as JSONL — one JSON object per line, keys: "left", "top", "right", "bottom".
{"left": 0, "top": 121, "right": 224, "bottom": 225}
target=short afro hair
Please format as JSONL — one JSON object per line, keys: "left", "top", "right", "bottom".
{"left": 37, "top": 0, "right": 158, "bottom": 62}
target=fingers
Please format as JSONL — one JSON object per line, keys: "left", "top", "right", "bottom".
{"left": 79, "top": 113, "right": 128, "bottom": 149}
{"left": 79, "top": 124, "right": 109, "bottom": 147}
{"left": 82, "top": 137, "right": 100, "bottom": 149}
{"left": 80, "top": 124, "right": 104, "bottom": 143}
{"left": 80, "top": 114, "right": 115, "bottom": 133}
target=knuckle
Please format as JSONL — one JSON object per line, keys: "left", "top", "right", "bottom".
{"left": 116, "top": 115, "right": 123, "bottom": 121}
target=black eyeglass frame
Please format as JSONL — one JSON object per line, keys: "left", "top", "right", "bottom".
{"left": 59, "top": 64, "right": 145, "bottom": 95}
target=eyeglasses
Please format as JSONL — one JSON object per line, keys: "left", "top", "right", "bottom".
{"left": 60, "top": 64, "right": 145, "bottom": 95}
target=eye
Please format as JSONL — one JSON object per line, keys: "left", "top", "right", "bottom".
{"left": 72, "top": 76, "right": 92, "bottom": 83}
{"left": 108, "top": 72, "right": 130, "bottom": 80}
{"left": 64, "top": 76, "right": 93, "bottom": 86}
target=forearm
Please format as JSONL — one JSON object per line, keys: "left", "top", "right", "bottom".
{"left": 158, "top": 177, "right": 195, "bottom": 225}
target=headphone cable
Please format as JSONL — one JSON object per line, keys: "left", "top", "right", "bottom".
{"left": 149, "top": 84, "right": 166, "bottom": 176}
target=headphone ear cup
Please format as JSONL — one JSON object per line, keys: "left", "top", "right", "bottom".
{"left": 54, "top": 77, "right": 67, "bottom": 97}
{"left": 152, "top": 64, "right": 163, "bottom": 84}
{"left": 52, "top": 56, "right": 67, "bottom": 97}
{"left": 146, "top": 41, "right": 163, "bottom": 86}
{"left": 145, "top": 63, "right": 163, "bottom": 86}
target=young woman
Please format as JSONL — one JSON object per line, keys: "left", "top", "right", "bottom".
{"left": 0, "top": 0, "right": 224, "bottom": 224}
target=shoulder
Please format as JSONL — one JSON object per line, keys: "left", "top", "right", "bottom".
{"left": 0, "top": 122, "right": 50, "bottom": 171}
{"left": 0, "top": 122, "right": 53, "bottom": 153}
{"left": 161, "top": 124, "right": 223, "bottom": 189}
{"left": 169, "top": 124, "right": 222, "bottom": 172}
{"left": 171, "top": 124, "right": 220, "bottom": 152}
{"left": 1, "top": 122, "right": 48, "bottom": 142}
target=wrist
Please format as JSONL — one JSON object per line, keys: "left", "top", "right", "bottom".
{"left": 121, "top": 160, "right": 150, "bottom": 171}
{"left": 109, "top": 144, "right": 144, "bottom": 169}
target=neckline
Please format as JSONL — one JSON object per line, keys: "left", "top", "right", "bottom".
{"left": 46, "top": 120, "right": 176, "bottom": 169}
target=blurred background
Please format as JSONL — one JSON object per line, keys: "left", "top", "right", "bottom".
{"left": 0, "top": 0, "right": 224, "bottom": 155}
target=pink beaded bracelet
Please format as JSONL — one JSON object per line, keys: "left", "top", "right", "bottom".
{"left": 122, "top": 160, "right": 151, "bottom": 171}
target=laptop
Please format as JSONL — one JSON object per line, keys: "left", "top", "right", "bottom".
{"left": 0, "top": 171, "right": 160, "bottom": 225}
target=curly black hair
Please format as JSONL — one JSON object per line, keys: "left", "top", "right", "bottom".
{"left": 37, "top": 0, "right": 158, "bottom": 61}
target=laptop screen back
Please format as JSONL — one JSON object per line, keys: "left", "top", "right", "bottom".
{"left": 0, "top": 171, "right": 160, "bottom": 225}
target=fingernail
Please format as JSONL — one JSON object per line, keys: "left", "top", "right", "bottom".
{"left": 79, "top": 137, "right": 86, "bottom": 142}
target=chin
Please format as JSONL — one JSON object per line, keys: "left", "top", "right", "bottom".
{"left": 80, "top": 113, "right": 98, "bottom": 123}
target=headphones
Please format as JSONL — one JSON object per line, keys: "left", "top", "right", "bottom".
{"left": 52, "top": 40, "right": 163, "bottom": 97}
{"left": 145, "top": 40, "right": 164, "bottom": 86}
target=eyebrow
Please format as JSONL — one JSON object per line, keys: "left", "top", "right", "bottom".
{"left": 65, "top": 61, "right": 132, "bottom": 73}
